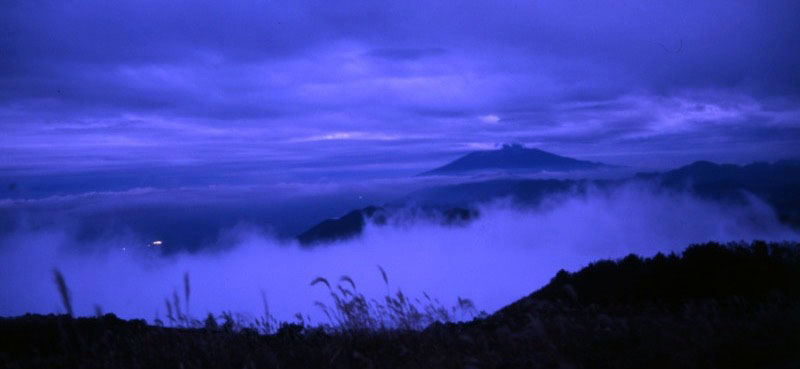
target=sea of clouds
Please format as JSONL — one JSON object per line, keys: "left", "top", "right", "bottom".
{"left": 0, "top": 182, "right": 797, "bottom": 325}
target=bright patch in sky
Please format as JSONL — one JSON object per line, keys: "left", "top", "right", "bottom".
{"left": 480, "top": 114, "right": 501, "bottom": 124}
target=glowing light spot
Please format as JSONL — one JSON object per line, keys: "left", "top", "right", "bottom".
{"left": 479, "top": 114, "right": 500, "bottom": 124}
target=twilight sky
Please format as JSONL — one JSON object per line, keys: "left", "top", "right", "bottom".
{"left": 2, "top": 0, "right": 800, "bottom": 185}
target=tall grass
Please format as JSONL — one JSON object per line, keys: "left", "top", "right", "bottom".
{"left": 157, "top": 272, "right": 202, "bottom": 329}
{"left": 24, "top": 241, "right": 800, "bottom": 369}
{"left": 139, "top": 267, "right": 476, "bottom": 334}
{"left": 310, "top": 265, "right": 477, "bottom": 331}
{"left": 53, "top": 269, "right": 72, "bottom": 317}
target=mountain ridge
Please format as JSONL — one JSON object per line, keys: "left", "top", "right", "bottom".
{"left": 296, "top": 159, "right": 800, "bottom": 245}
{"left": 419, "top": 144, "right": 608, "bottom": 176}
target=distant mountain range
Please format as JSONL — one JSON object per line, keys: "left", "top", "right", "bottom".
{"left": 420, "top": 144, "right": 608, "bottom": 176}
{"left": 296, "top": 159, "right": 800, "bottom": 246}
{"left": 640, "top": 159, "right": 800, "bottom": 225}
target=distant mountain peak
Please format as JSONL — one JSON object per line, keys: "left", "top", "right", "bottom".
{"left": 501, "top": 142, "right": 526, "bottom": 150}
{"left": 420, "top": 144, "right": 607, "bottom": 176}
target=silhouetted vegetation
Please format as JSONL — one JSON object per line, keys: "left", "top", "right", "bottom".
{"left": 1, "top": 241, "right": 799, "bottom": 368}
{"left": 521, "top": 240, "right": 800, "bottom": 306}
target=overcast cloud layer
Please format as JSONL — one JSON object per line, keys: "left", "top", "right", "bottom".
{"left": 2, "top": 0, "right": 800, "bottom": 184}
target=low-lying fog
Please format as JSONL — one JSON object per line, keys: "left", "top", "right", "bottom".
{"left": 1, "top": 181, "right": 797, "bottom": 324}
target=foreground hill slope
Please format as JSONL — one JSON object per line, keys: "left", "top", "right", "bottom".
{"left": 2, "top": 241, "right": 799, "bottom": 368}
{"left": 494, "top": 240, "right": 800, "bottom": 318}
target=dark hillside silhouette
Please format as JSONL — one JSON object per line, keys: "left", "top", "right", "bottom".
{"left": 499, "top": 241, "right": 800, "bottom": 311}
{"left": 297, "top": 206, "right": 386, "bottom": 245}
{"left": 296, "top": 206, "right": 479, "bottom": 245}
{"left": 2, "top": 241, "right": 799, "bottom": 368}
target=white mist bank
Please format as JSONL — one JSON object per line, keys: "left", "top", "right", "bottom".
{"left": 0, "top": 183, "right": 797, "bottom": 324}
